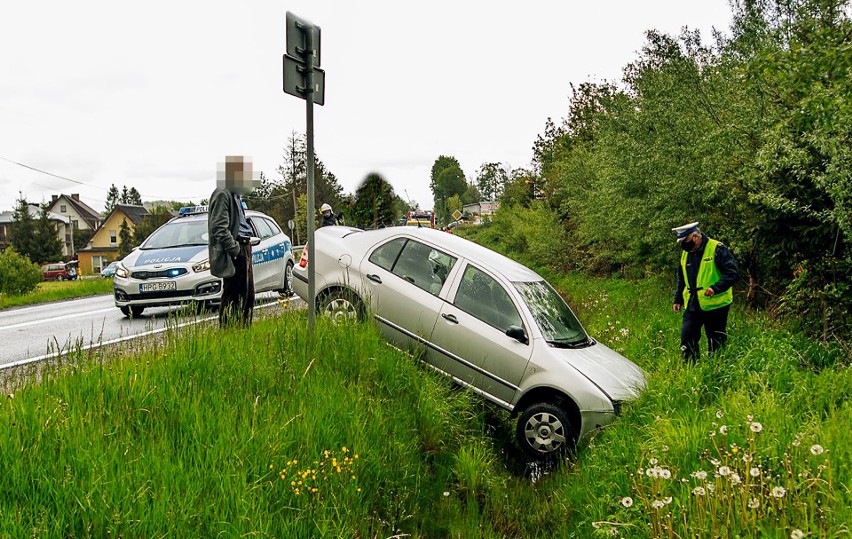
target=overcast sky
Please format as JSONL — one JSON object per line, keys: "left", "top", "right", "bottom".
{"left": 0, "top": 1, "right": 733, "bottom": 215}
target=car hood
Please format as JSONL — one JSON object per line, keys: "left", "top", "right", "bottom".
{"left": 554, "top": 341, "right": 646, "bottom": 402}
{"left": 124, "top": 245, "right": 208, "bottom": 267}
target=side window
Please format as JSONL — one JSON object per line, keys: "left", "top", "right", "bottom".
{"left": 264, "top": 218, "right": 282, "bottom": 236}
{"left": 249, "top": 218, "right": 274, "bottom": 239}
{"left": 368, "top": 238, "right": 407, "bottom": 271}
{"left": 391, "top": 240, "right": 456, "bottom": 295}
{"left": 454, "top": 265, "right": 523, "bottom": 332}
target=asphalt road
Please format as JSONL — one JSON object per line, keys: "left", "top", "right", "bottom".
{"left": 0, "top": 291, "right": 292, "bottom": 369}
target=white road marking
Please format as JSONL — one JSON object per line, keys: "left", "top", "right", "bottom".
{"left": 0, "top": 307, "right": 116, "bottom": 331}
{"left": 0, "top": 298, "right": 291, "bottom": 371}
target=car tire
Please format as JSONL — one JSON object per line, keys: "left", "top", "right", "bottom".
{"left": 120, "top": 306, "right": 145, "bottom": 318}
{"left": 318, "top": 289, "right": 363, "bottom": 323}
{"left": 516, "top": 402, "right": 577, "bottom": 461}
{"left": 57, "top": 275, "right": 64, "bottom": 281}
{"left": 278, "top": 261, "right": 294, "bottom": 298}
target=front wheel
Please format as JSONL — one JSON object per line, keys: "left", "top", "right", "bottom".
{"left": 516, "top": 402, "right": 576, "bottom": 460}
{"left": 57, "top": 275, "right": 65, "bottom": 281}
{"left": 280, "top": 261, "right": 294, "bottom": 297}
{"left": 318, "top": 289, "right": 363, "bottom": 323}
{"left": 120, "top": 305, "right": 145, "bottom": 318}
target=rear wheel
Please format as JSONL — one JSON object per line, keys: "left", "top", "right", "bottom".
{"left": 57, "top": 275, "right": 65, "bottom": 281}
{"left": 319, "top": 289, "right": 363, "bottom": 323}
{"left": 279, "top": 261, "right": 294, "bottom": 297}
{"left": 516, "top": 402, "right": 577, "bottom": 461}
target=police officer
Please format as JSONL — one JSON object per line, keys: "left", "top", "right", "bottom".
{"left": 672, "top": 222, "right": 739, "bottom": 361}
{"left": 320, "top": 203, "right": 341, "bottom": 227}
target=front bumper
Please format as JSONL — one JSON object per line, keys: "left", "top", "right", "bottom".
{"left": 113, "top": 268, "right": 223, "bottom": 308}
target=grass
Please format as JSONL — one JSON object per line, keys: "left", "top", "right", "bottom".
{"left": 0, "top": 244, "right": 849, "bottom": 536}
{"left": 0, "top": 278, "right": 114, "bottom": 310}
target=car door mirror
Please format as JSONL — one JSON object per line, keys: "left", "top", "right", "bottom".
{"left": 250, "top": 236, "right": 261, "bottom": 246}
{"left": 506, "top": 325, "right": 528, "bottom": 344}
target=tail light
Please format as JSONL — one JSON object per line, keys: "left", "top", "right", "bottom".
{"left": 298, "top": 243, "right": 309, "bottom": 268}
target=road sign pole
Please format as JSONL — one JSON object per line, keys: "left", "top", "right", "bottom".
{"left": 305, "top": 28, "right": 316, "bottom": 333}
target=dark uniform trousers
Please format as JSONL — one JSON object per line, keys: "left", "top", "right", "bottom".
{"left": 219, "top": 242, "right": 255, "bottom": 327}
{"left": 681, "top": 304, "right": 730, "bottom": 361}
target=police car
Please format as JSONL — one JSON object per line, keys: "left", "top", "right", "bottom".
{"left": 113, "top": 205, "right": 295, "bottom": 317}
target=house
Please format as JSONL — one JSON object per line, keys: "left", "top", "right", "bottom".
{"left": 77, "top": 204, "right": 150, "bottom": 275}
{"left": 0, "top": 204, "right": 74, "bottom": 257}
{"left": 462, "top": 200, "right": 499, "bottom": 224}
{"left": 47, "top": 193, "right": 104, "bottom": 233}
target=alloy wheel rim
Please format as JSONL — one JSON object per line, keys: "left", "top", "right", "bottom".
{"left": 324, "top": 298, "right": 356, "bottom": 322}
{"left": 524, "top": 412, "right": 566, "bottom": 454}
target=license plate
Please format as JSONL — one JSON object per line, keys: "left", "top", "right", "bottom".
{"left": 140, "top": 281, "right": 177, "bottom": 293}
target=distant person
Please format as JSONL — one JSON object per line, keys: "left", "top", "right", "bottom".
{"left": 320, "top": 203, "right": 342, "bottom": 227}
{"left": 209, "top": 155, "right": 259, "bottom": 327}
{"left": 672, "top": 222, "right": 739, "bottom": 362}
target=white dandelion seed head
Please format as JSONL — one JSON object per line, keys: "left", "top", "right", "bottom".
{"left": 646, "top": 468, "right": 658, "bottom": 479}
{"left": 748, "top": 498, "right": 760, "bottom": 509}
{"left": 747, "top": 414, "right": 754, "bottom": 421}
{"left": 443, "top": 491, "right": 450, "bottom": 497}
{"left": 750, "top": 467, "right": 761, "bottom": 477}
{"left": 810, "top": 444, "right": 824, "bottom": 456}
{"left": 660, "top": 468, "right": 672, "bottom": 480}
{"left": 649, "top": 458, "right": 658, "bottom": 466}
{"left": 663, "top": 496, "right": 672, "bottom": 505}
{"left": 790, "top": 530, "right": 804, "bottom": 539}
{"left": 716, "top": 410, "right": 724, "bottom": 419}
{"left": 718, "top": 466, "right": 731, "bottom": 476}
{"left": 620, "top": 496, "right": 633, "bottom": 508}
{"left": 692, "top": 470, "right": 708, "bottom": 480}
{"left": 651, "top": 500, "right": 665, "bottom": 509}
{"left": 730, "top": 473, "right": 742, "bottom": 485}
{"left": 750, "top": 422, "right": 763, "bottom": 433}
{"left": 710, "top": 459, "right": 721, "bottom": 467}
{"left": 607, "top": 528, "right": 618, "bottom": 537}
{"left": 707, "top": 484, "right": 715, "bottom": 492}
{"left": 693, "top": 486, "right": 706, "bottom": 496}
{"left": 742, "top": 453, "right": 753, "bottom": 463}
{"left": 772, "top": 486, "right": 787, "bottom": 498}
{"left": 720, "top": 425, "right": 728, "bottom": 435}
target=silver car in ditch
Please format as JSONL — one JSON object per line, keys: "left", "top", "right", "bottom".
{"left": 293, "top": 226, "right": 646, "bottom": 459}
{"left": 113, "top": 206, "right": 295, "bottom": 317}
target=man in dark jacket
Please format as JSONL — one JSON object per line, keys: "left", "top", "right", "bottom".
{"left": 672, "top": 222, "right": 739, "bottom": 361}
{"left": 320, "top": 203, "right": 341, "bottom": 227}
{"left": 209, "top": 156, "right": 258, "bottom": 327}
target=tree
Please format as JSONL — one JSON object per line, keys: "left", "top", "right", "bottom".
{"left": 120, "top": 186, "right": 130, "bottom": 204}
{"left": 118, "top": 218, "right": 133, "bottom": 257}
{"left": 430, "top": 156, "right": 468, "bottom": 225}
{"left": 105, "top": 184, "right": 120, "bottom": 214}
{"left": 475, "top": 162, "right": 508, "bottom": 201}
{"left": 8, "top": 195, "right": 37, "bottom": 262}
{"left": 127, "top": 187, "right": 143, "bottom": 206}
{"left": 351, "top": 173, "right": 397, "bottom": 229}
{"left": 133, "top": 208, "right": 173, "bottom": 245}
{"left": 0, "top": 246, "right": 42, "bottom": 296}
{"left": 34, "top": 205, "right": 63, "bottom": 264}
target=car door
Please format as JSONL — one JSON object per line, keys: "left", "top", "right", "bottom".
{"left": 262, "top": 217, "right": 290, "bottom": 290}
{"left": 248, "top": 216, "right": 275, "bottom": 291}
{"left": 359, "top": 237, "right": 458, "bottom": 357}
{"left": 428, "top": 262, "right": 532, "bottom": 406}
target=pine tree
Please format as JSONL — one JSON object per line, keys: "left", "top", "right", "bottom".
{"left": 9, "top": 195, "right": 37, "bottom": 262}
{"left": 105, "top": 184, "right": 120, "bottom": 214}
{"left": 34, "top": 205, "right": 63, "bottom": 264}
{"left": 118, "top": 218, "right": 133, "bottom": 257}
{"left": 127, "top": 187, "right": 143, "bottom": 206}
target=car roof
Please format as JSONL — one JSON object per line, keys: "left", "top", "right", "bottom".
{"left": 323, "top": 227, "right": 543, "bottom": 282}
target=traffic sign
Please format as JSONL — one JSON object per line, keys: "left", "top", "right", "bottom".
{"left": 283, "top": 54, "right": 325, "bottom": 105}
{"left": 286, "top": 12, "right": 321, "bottom": 66}
{"left": 452, "top": 210, "right": 463, "bottom": 221}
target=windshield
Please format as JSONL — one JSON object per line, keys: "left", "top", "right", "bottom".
{"left": 514, "top": 281, "right": 589, "bottom": 346}
{"left": 141, "top": 217, "right": 209, "bottom": 250}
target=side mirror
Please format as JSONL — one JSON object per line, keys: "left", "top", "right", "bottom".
{"left": 249, "top": 236, "right": 261, "bottom": 246}
{"left": 506, "top": 325, "right": 528, "bottom": 344}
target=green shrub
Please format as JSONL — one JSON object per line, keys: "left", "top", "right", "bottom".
{"left": 0, "top": 246, "right": 42, "bottom": 296}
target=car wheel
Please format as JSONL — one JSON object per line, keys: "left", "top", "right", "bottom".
{"left": 282, "top": 261, "right": 294, "bottom": 297}
{"left": 319, "top": 289, "right": 362, "bottom": 323}
{"left": 57, "top": 275, "right": 64, "bottom": 281}
{"left": 516, "top": 402, "right": 577, "bottom": 460}
{"left": 120, "top": 306, "right": 145, "bottom": 318}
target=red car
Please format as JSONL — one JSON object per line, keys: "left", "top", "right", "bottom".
{"left": 41, "top": 262, "right": 76, "bottom": 281}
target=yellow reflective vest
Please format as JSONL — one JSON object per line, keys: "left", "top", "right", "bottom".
{"left": 681, "top": 239, "right": 734, "bottom": 311}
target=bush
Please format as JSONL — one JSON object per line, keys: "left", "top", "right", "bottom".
{"left": 0, "top": 246, "right": 42, "bottom": 296}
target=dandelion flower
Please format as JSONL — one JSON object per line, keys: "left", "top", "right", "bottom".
{"left": 651, "top": 500, "right": 664, "bottom": 509}
{"left": 719, "top": 466, "right": 731, "bottom": 476}
{"left": 750, "top": 422, "right": 763, "bottom": 433}
{"left": 716, "top": 410, "right": 723, "bottom": 419}
{"left": 750, "top": 467, "right": 760, "bottom": 477}
{"left": 810, "top": 444, "right": 824, "bottom": 456}
{"left": 743, "top": 453, "right": 753, "bottom": 463}
{"left": 710, "top": 458, "right": 721, "bottom": 467}
{"left": 692, "top": 470, "right": 708, "bottom": 481}
{"left": 772, "top": 486, "right": 787, "bottom": 498}
{"left": 748, "top": 498, "right": 760, "bottom": 509}
{"left": 646, "top": 468, "right": 658, "bottom": 479}
{"left": 693, "top": 486, "right": 706, "bottom": 496}
{"left": 649, "top": 458, "right": 658, "bottom": 466}
{"left": 661, "top": 469, "right": 672, "bottom": 479}
{"left": 730, "top": 473, "right": 742, "bottom": 486}
{"left": 620, "top": 497, "right": 633, "bottom": 508}
{"left": 663, "top": 497, "right": 672, "bottom": 505}
{"left": 443, "top": 491, "right": 450, "bottom": 497}
{"left": 720, "top": 425, "right": 728, "bottom": 435}
{"left": 790, "top": 531, "right": 804, "bottom": 539}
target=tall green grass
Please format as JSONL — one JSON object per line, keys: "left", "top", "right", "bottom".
{"left": 0, "top": 278, "right": 114, "bottom": 310}
{"left": 1, "top": 265, "right": 849, "bottom": 536}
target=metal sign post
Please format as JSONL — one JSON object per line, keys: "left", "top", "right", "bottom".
{"left": 283, "top": 11, "right": 323, "bottom": 332}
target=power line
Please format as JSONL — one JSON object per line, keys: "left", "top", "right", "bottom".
{"left": 0, "top": 155, "right": 208, "bottom": 200}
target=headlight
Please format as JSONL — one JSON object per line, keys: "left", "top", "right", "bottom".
{"left": 193, "top": 259, "right": 210, "bottom": 273}
{"left": 115, "top": 264, "right": 129, "bottom": 278}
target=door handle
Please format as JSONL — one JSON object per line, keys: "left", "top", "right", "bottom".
{"left": 367, "top": 274, "right": 382, "bottom": 284}
{"left": 441, "top": 313, "right": 458, "bottom": 324}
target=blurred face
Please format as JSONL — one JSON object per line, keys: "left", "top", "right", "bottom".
{"left": 680, "top": 232, "right": 700, "bottom": 252}
{"left": 322, "top": 210, "right": 331, "bottom": 217}
{"left": 217, "top": 156, "right": 260, "bottom": 195}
